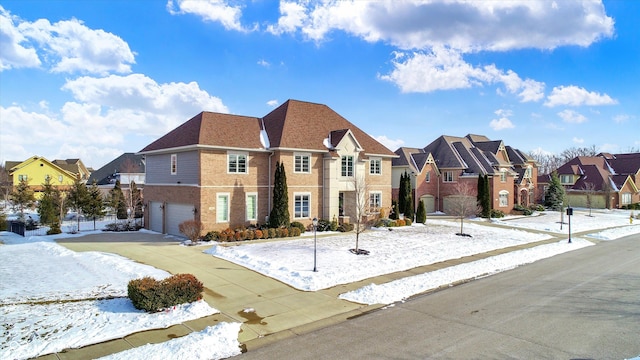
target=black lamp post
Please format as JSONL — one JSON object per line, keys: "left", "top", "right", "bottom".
{"left": 313, "top": 217, "right": 318, "bottom": 272}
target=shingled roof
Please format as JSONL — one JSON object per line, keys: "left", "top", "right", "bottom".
{"left": 140, "top": 99, "right": 395, "bottom": 157}
{"left": 140, "top": 112, "right": 263, "bottom": 153}
{"left": 88, "top": 153, "right": 145, "bottom": 185}
{"left": 262, "top": 100, "right": 395, "bottom": 156}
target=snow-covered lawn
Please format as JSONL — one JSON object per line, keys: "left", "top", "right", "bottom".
{"left": 0, "top": 231, "right": 239, "bottom": 360}
{"left": 206, "top": 221, "right": 553, "bottom": 291}
{"left": 205, "top": 209, "right": 639, "bottom": 305}
{"left": 1, "top": 209, "right": 637, "bottom": 360}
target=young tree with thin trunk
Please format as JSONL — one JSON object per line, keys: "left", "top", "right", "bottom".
{"left": 448, "top": 181, "right": 480, "bottom": 236}
{"left": 11, "top": 178, "right": 35, "bottom": 220}
{"left": 84, "top": 180, "right": 105, "bottom": 230}
{"left": 583, "top": 182, "right": 596, "bottom": 216}
{"left": 351, "top": 174, "right": 371, "bottom": 255}
{"left": 66, "top": 178, "right": 89, "bottom": 231}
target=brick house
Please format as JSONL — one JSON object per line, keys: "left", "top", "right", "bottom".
{"left": 138, "top": 100, "right": 396, "bottom": 236}
{"left": 543, "top": 153, "right": 640, "bottom": 209}
{"left": 392, "top": 134, "right": 537, "bottom": 215}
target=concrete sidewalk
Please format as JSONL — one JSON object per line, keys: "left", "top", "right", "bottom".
{"left": 39, "top": 225, "right": 588, "bottom": 359}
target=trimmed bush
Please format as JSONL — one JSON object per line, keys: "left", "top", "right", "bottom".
{"left": 128, "top": 274, "right": 203, "bottom": 313}
{"left": 290, "top": 221, "right": 306, "bottom": 233}
{"left": 405, "top": 219, "right": 412, "bottom": 226}
{"left": 254, "top": 229, "right": 263, "bottom": 239}
{"left": 203, "top": 231, "right": 219, "bottom": 241}
{"left": 491, "top": 209, "right": 505, "bottom": 218}
{"left": 268, "top": 228, "right": 277, "bottom": 239}
{"left": 396, "top": 219, "right": 406, "bottom": 227}
{"left": 337, "top": 223, "right": 354, "bottom": 232}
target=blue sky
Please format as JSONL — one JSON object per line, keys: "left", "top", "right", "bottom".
{"left": 1, "top": 0, "right": 638, "bottom": 169}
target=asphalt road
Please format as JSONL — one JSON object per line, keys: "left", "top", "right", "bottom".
{"left": 237, "top": 234, "right": 640, "bottom": 360}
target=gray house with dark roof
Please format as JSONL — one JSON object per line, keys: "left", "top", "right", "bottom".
{"left": 393, "top": 134, "right": 537, "bottom": 214}
{"left": 138, "top": 99, "right": 396, "bottom": 236}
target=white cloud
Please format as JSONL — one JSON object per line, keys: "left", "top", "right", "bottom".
{"left": 268, "top": 1, "right": 614, "bottom": 51}
{"left": 374, "top": 135, "right": 404, "bottom": 151}
{"left": 167, "top": 0, "right": 251, "bottom": 32}
{"left": 572, "top": 137, "right": 585, "bottom": 144}
{"left": 0, "top": 5, "right": 134, "bottom": 75}
{"left": 379, "top": 47, "right": 544, "bottom": 101}
{"left": 0, "top": 5, "right": 40, "bottom": 71}
{"left": 266, "top": 100, "right": 279, "bottom": 107}
{"left": 530, "top": 147, "right": 554, "bottom": 156}
{"left": 557, "top": 109, "right": 587, "bottom": 123}
{"left": 257, "top": 59, "right": 270, "bottom": 67}
{"left": 544, "top": 85, "right": 617, "bottom": 107}
{"left": 490, "top": 118, "right": 515, "bottom": 131}
{"left": 1, "top": 74, "right": 228, "bottom": 167}
{"left": 267, "top": 1, "right": 308, "bottom": 35}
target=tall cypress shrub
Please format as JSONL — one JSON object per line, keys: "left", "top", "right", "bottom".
{"left": 477, "top": 175, "right": 485, "bottom": 215}
{"left": 403, "top": 171, "right": 414, "bottom": 220}
{"left": 397, "top": 172, "right": 406, "bottom": 215}
{"left": 269, "top": 161, "right": 290, "bottom": 227}
{"left": 416, "top": 199, "right": 426, "bottom": 224}
{"left": 483, "top": 175, "right": 491, "bottom": 217}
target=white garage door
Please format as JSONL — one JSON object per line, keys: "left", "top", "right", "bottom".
{"left": 166, "top": 203, "right": 194, "bottom": 237}
{"left": 420, "top": 195, "right": 435, "bottom": 213}
{"left": 149, "top": 202, "right": 164, "bottom": 233}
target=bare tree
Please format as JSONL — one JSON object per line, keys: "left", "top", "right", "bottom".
{"left": 583, "top": 182, "right": 597, "bottom": 216}
{"left": 350, "top": 174, "right": 371, "bottom": 255}
{"left": 529, "top": 145, "right": 599, "bottom": 175}
{"left": 447, "top": 181, "right": 480, "bottom": 236}
{"left": 0, "top": 163, "right": 12, "bottom": 207}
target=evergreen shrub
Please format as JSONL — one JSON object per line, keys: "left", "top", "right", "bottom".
{"left": 128, "top": 274, "right": 203, "bottom": 313}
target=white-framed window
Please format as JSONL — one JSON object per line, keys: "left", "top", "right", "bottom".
{"left": 216, "top": 193, "right": 229, "bottom": 223}
{"left": 369, "top": 191, "right": 382, "bottom": 213}
{"left": 294, "top": 193, "right": 310, "bottom": 218}
{"left": 246, "top": 193, "right": 257, "bottom": 221}
{"left": 500, "top": 169, "right": 507, "bottom": 182}
{"left": 499, "top": 190, "right": 509, "bottom": 207}
{"left": 294, "top": 153, "right": 311, "bottom": 173}
{"left": 560, "top": 175, "right": 572, "bottom": 184}
{"left": 341, "top": 156, "right": 354, "bottom": 177}
{"left": 369, "top": 158, "right": 381, "bottom": 175}
{"left": 58, "top": 175, "right": 63, "bottom": 182}
{"left": 18, "top": 175, "right": 27, "bottom": 182}
{"left": 425, "top": 171, "right": 430, "bottom": 182}
{"left": 170, "top": 154, "right": 177, "bottom": 175}
{"left": 443, "top": 171, "right": 454, "bottom": 182}
{"left": 621, "top": 192, "right": 632, "bottom": 205}
{"left": 228, "top": 152, "right": 248, "bottom": 174}
{"left": 524, "top": 166, "right": 532, "bottom": 178}
{"left": 45, "top": 174, "right": 51, "bottom": 182}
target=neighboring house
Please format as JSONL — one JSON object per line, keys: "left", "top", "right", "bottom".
{"left": 88, "top": 153, "right": 145, "bottom": 196}
{"left": 552, "top": 153, "right": 640, "bottom": 209}
{"left": 6, "top": 156, "right": 89, "bottom": 199}
{"left": 138, "top": 99, "right": 397, "bottom": 236}
{"left": 392, "top": 134, "right": 537, "bottom": 215}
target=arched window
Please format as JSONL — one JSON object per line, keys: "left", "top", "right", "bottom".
{"left": 499, "top": 190, "right": 509, "bottom": 207}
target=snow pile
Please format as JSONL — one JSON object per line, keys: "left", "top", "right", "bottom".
{"left": 1, "top": 299, "right": 216, "bottom": 360}
{"left": 98, "top": 322, "right": 243, "bottom": 360}
{"left": 340, "top": 238, "right": 593, "bottom": 305}
{"left": 0, "top": 233, "right": 231, "bottom": 360}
